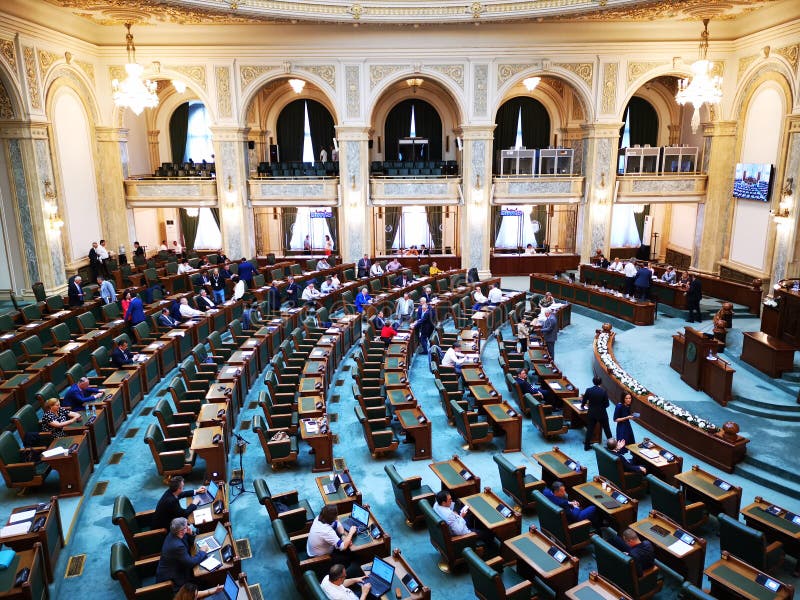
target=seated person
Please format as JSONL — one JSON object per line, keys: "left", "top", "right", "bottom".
{"left": 472, "top": 287, "right": 488, "bottom": 311}
{"left": 320, "top": 564, "right": 370, "bottom": 600}
{"left": 487, "top": 283, "right": 504, "bottom": 305}
{"left": 178, "top": 297, "right": 203, "bottom": 319}
{"left": 420, "top": 285, "right": 434, "bottom": 303}
{"left": 317, "top": 257, "right": 332, "bottom": 271}
{"left": 404, "top": 246, "right": 419, "bottom": 256}
{"left": 173, "top": 583, "right": 224, "bottom": 600}
{"left": 608, "top": 257, "right": 624, "bottom": 272}
{"left": 369, "top": 261, "right": 384, "bottom": 276}
{"left": 604, "top": 528, "right": 655, "bottom": 576}
{"left": 302, "top": 282, "right": 322, "bottom": 306}
{"left": 157, "top": 307, "right": 179, "bottom": 328}
{"left": 428, "top": 261, "right": 442, "bottom": 276}
{"left": 419, "top": 244, "right": 430, "bottom": 256}
{"left": 442, "top": 340, "right": 470, "bottom": 374}
{"left": 320, "top": 276, "right": 335, "bottom": 294}
{"left": 232, "top": 275, "right": 246, "bottom": 301}
{"left": 539, "top": 291, "right": 555, "bottom": 308}
{"left": 433, "top": 490, "right": 494, "bottom": 546}
{"left": 606, "top": 438, "right": 646, "bottom": 474}
{"left": 525, "top": 243, "right": 536, "bottom": 255}
{"left": 195, "top": 289, "right": 216, "bottom": 311}
{"left": 661, "top": 265, "right": 677, "bottom": 284}
{"left": 40, "top": 398, "right": 80, "bottom": 438}
{"left": 155, "top": 517, "right": 207, "bottom": 591}
{"left": 394, "top": 273, "right": 411, "bottom": 287}
{"left": 152, "top": 475, "right": 208, "bottom": 531}
{"left": 285, "top": 275, "right": 299, "bottom": 307}
{"left": 514, "top": 368, "right": 543, "bottom": 398}
{"left": 177, "top": 259, "right": 194, "bottom": 274}
{"left": 677, "top": 271, "right": 690, "bottom": 287}
{"left": 330, "top": 274, "right": 341, "bottom": 290}
{"left": 111, "top": 339, "right": 134, "bottom": 368}
{"left": 386, "top": 258, "right": 402, "bottom": 272}
{"left": 63, "top": 377, "right": 103, "bottom": 411}
{"left": 543, "top": 481, "right": 601, "bottom": 528}
{"left": 307, "top": 505, "right": 359, "bottom": 572}
{"left": 354, "top": 287, "right": 372, "bottom": 313}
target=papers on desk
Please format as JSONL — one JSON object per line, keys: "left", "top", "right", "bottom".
{"left": 223, "top": 367, "right": 239, "bottom": 375}
{"left": 639, "top": 448, "right": 659, "bottom": 460}
{"left": 240, "top": 351, "right": 254, "bottom": 357}
{"left": 0, "top": 522, "right": 31, "bottom": 537}
{"left": 199, "top": 555, "right": 221, "bottom": 571}
{"left": 0, "top": 333, "right": 13, "bottom": 339}
{"left": 166, "top": 331, "right": 185, "bottom": 337}
{"left": 133, "top": 354, "right": 148, "bottom": 363}
{"left": 668, "top": 539, "right": 694, "bottom": 557}
{"left": 193, "top": 507, "right": 213, "bottom": 525}
{"left": 41, "top": 446, "right": 68, "bottom": 458}
{"left": 304, "top": 420, "right": 319, "bottom": 434}
{"left": 550, "top": 382, "right": 563, "bottom": 391}
{"left": 9, "top": 510, "right": 36, "bottom": 524}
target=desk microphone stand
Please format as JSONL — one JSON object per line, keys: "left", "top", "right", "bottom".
{"left": 228, "top": 431, "right": 253, "bottom": 504}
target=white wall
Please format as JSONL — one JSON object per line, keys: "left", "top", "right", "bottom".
{"left": 668, "top": 203, "right": 697, "bottom": 252}
{"left": 728, "top": 84, "right": 784, "bottom": 271}
{"left": 132, "top": 208, "right": 161, "bottom": 253}
{"left": 0, "top": 144, "right": 22, "bottom": 292}
{"left": 123, "top": 109, "right": 151, "bottom": 176}
{"left": 52, "top": 88, "right": 103, "bottom": 261}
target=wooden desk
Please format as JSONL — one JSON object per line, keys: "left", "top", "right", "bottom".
{"left": 675, "top": 466, "right": 742, "bottom": 518}
{"left": 627, "top": 439, "right": 683, "bottom": 485}
{"left": 0, "top": 373, "right": 42, "bottom": 412}
{"left": 532, "top": 447, "right": 587, "bottom": 490}
{"left": 501, "top": 525, "right": 579, "bottom": 595}
{"left": 462, "top": 488, "right": 521, "bottom": 541}
{"left": 429, "top": 456, "right": 481, "bottom": 499}
{"left": 573, "top": 476, "right": 638, "bottom": 531}
{"left": 51, "top": 340, "right": 93, "bottom": 370}
{"left": 103, "top": 368, "right": 143, "bottom": 413}
{"left": 186, "top": 480, "right": 229, "bottom": 534}
{"left": 491, "top": 253, "right": 581, "bottom": 276}
{"left": 41, "top": 435, "right": 93, "bottom": 497}
{"left": 361, "top": 548, "right": 431, "bottom": 600}
{"left": 315, "top": 471, "right": 362, "bottom": 514}
{"left": 531, "top": 362, "right": 562, "bottom": 381}
{"left": 344, "top": 505, "right": 391, "bottom": 562}
{"left": 65, "top": 406, "right": 111, "bottom": 464}
{"left": 741, "top": 331, "right": 796, "bottom": 379}
{"left": 0, "top": 544, "right": 49, "bottom": 600}
{"left": 228, "top": 350, "right": 258, "bottom": 391}
{"left": 162, "top": 329, "right": 194, "bottom": 362}
{"left": 0, "top": 496, "right": 63, "bottom": 583}
{"left": 139, "top": 339, "right": 176, "bottom": 377}
{"left": 383, "top": 371, "right": 409, "bottom": 390}
{"left": 705, "top": 552, "right": 794, "bottom": 600}
{"left": 461, "top": 364, "right": 488, "bottom": 387}
{"left": 741, "top": 497, "right": 800, "bottom": 561}
{"left": 190, "top": 426, "right": 227, "bottom": 481}
{"left": 630, "top": 510, "right": 706, "bottom": 586}
{"left": 298, "top": 395, "right": 325, "bottom": 420}
{"left": 206, "top": 383, "right": 237, "bottom": 423}
{"left": 299, "top": 419, "right": 333, "bottom": 473}
{"left": 565, "top": 571, "right": 633, "bottom": 600}
{"left": 396, "top": 407, "right": 432, "bottom": 461}
{"left": 483, "top": 403, "right": 522, "bottom": 453}
{"left": 580, "top": 264, "right": 688, "bottom": 309}
{"left": 192, "top": 522, "right": 242, "bottom": 586}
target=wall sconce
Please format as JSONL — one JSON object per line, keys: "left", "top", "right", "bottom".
{"left": 474, "top": 173, "right": 482, "bottom": 190}
{"left": 224, "top": 176, "right": 237, "bottom": 210}
{"left": 595, "top": 172, "right": 609, "bottom": 204}
{"left": 43, "top": 180, "right": 64, "bottom": 233}
{"left": 350, "top": 174, "right": 357, "bottom": 190}
{"left": 406, "top": 78, "right": 423, "bottom": 93}
{"left": 288, "top": 78, "right": 306, "bottom": 94}
{"left": 771, "top": 177, "right": 793, "bottom": 224}
{"left": 522, "top": 76, "right": 541, "bottom": 92}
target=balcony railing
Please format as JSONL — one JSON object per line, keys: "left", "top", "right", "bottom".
{"left": 615, "top": 173, "right": 708, "bottom": 203}
{"left": 248, "top": 177, "right": 339, "bottom": 206}
{"left": 124, "top": 178, "right": 219, "bottom": 207}
{"left": 369, "top": 176, "right": 462, "bottom": 205}
{"left": 491, "top": 175, "right": 584, "bottom": 204}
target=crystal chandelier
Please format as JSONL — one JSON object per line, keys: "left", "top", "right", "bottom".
{"left": 522, "top": 77, "right": 541, "bottom": 92}
{"left": 112, "top": 23, "right": 158, "bottom": 116}
{"left": 676, "top": 19, "right": 723, "bottom": 134}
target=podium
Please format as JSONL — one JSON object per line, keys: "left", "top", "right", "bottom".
{"left": 672, "top": 327, "right": 734, "bottom": 405}
{"left": 681, "top": 327, "right": 718, "bottom": 390}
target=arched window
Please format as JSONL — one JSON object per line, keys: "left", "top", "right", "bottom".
{"left": 619, "top": 97, "right": 658, "bottom": 147}
{"left": 384, "top": 99, "right": 442, "bottom": 161}
{"left": 276, "top": 99, "right": 335, "bottom": 162}
{"left": 493, "top": 97, "right": 550, "bottom": 171}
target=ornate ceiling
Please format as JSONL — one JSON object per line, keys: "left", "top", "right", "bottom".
{"left": 43, "top": 0, "right": 779, "bottom": 25}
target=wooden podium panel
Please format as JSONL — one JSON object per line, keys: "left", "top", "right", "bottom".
{"left": 681, "top": 328, "right": 718, "bottom": 390}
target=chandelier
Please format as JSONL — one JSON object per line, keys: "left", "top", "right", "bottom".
{"left": 111, "top": 23, "right": 158, "bottom": 116}
{"left": 676, "top": 19, "right": 723, "bottom": 134}
{"left": 522, "top": 77, "right": 541, "bottom": 92}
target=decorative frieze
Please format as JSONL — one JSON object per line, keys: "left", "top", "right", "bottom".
{"left": 0, "top": 39, "right": 16, "bottom": 74}
{"left": 497, "top": 63, "right": 530, "bottom": 87}
{"left": 37, "top": 49, "right": 59, "bottom": 76}
{"left": 298, "top": 64, "right": 336, "bottom": 90}
{"left": 626, "top": 61, "right": 664, "bottom": 84}
{"left": 239, "top": 65, "right": 276, "bottom": 91}
{"left": 554, "top": 62, "right": 593, "bottom": 88}
{"left": 775, "top": 43, "right": 799, "bottom": 72}
{"left": 0, "top": 79, "right": 15, "bottom": 119}
{"left": 428, "top": 64, "right": 464, "bottom": 90}
{"left": 601, "top": 63, "right": 618, "bottom": 114}
{"left": 76, "top": 60, "right": 95, "bottom": 84}
{"left": 346, "top": 65, "right": 360, "bottom": 118}
{"left": 23, "top": 46, "right": 41, "bottom": 110}
{"left": 167, "top": 64, "right": 207, "bottom": 91}
{"left": 473, "top": 64, "right": 488, "bottom": 116}
{"left": 215, "top": 66, "right": 232, "bottom": 119}
{"left": 369, "top": 65, "right": 406, "bottom": 91}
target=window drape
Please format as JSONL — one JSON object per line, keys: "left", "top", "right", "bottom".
{"left": 169, "top": 102, "right": 189, "bottom": 164}
{"left": 425, "top": 206, "right": 443, "bottom": 251}
{"left": 391, "top": 206, "right": 432, "bottom": 250}
{"left": 179, "top": 209, "right": 199, "bottom": 252}
{"left": 610, "top": 204, "right": 642, "bottom": 247}
{"left": 184, "top": 102, "right": 214, "bottom": 163}
{"left": 193, "top": 208, "right": 222, "bottom": 249}
{"left": 282, "top": 207, "right": 298, "bottom": 250}
{"left": 276, "top": 99, "right": 335, "bottom": 162}
{"left": 384, "top": 206, "right": 402, "bottom": 254}
{"left": 493, "top": 97, "right": 550, "bottom": 172}
{"left": 620, "top": 97, "right": 658, "bottom": 147}
{"left": 633, "top": 204, "right": 650, "bottom": 243}
{"left": 384, "top": 99, "right": 442, "bottom": 161}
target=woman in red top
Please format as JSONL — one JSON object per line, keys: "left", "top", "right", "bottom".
{"left": 120, "top": 289, "right": 132, "bottom": 317}
{"left": 380, "top": 322, "right": 397, "bottom": 347}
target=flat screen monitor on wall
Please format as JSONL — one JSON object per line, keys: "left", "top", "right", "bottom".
{"left": 733, "top": 162, "right": 774, "bottom": 201}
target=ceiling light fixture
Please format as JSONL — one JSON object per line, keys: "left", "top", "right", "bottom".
{"left": 676, "top": 19, "right": 723, "bottom": 134}
{"left": 522, "top": 77, "right": 541, "bottom": 92}
{"left": 111, "top": 23, "right": 158, "bottom": 116}
{"left": 172, "top": 80, "right": 187, "bottom": 94}
{"left": 288, "top": 79, "right": 306, "bottom": 94}
{"left": 406, "top": 78, "right": 423, "bottom": 93}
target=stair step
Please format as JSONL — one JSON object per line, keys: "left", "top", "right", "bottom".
{"left": 737, "top": 460, "right": 800, "bottom": 498}
{"left": 781, "top": 371, "right": 800, "bottom": 383}
{"left": 731, "top": 394, "right": 800, "bottom": 411}
{"left": 727, "top": 402, "right": 800, "bottom": 422}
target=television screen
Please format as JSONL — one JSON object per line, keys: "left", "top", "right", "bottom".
{"left": 733, "top": 162, "right": 773, "bottom": 201}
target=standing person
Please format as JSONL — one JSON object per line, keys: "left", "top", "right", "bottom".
{"left": 395, "top": 292, "right": 414, "bottom": 324}
{"left": 285, "top": 275, "right": 299, "bottom": 308}
{"left": 623, "top": 260, "right": 638, "bottom": 296}
{"left": 324, "top": 235, "right": 333, "bottom": 257}
{"left": 319, "top": 146, "right": 328, "bottom": 163}
{"left": 237, "top": 257, "right": 255, "bottom": 287}
{"left": 120, "top": 289, "right": 132, "bottom": 316}
{"left": 124, "top": 294, "right": 145, "bottom": 325}
{"left": 412, "top": 301, "right": 434, "bottom": 355}
{"left": 687, "top": 273, "right": 703, "bottom": 323}
{"left": 210, "top": 268, "right": 225, "bottom": 304}
{"left": 613, "top": 392, "right": 637, "bottom": 445}
{"left": 88, "top": 242, "right": 101, "bottom": 281}
{"left": 580, "top": 376, "right": 612, "bottom": 451}
{"left": 133, "top": 241, "right": 145, "bottom": 257}
{"left": 68, "top": 276, "right": 85, "bottom": 307}
{"left": 634, "top": 262, "right": 653, "bottom": 300}
{"left": 98, "top": 276, "right": 116, "bottom": 304}
{"left": 540, "top": 308, "right": 558, "bottom": 359}
{"left": 516, "top": 318, "right": 530, "bottom": 353}
{"left": 231, "top": 275, "right": 246, "bottom": 301}
{"left": 303, "top": 235, "right": 312, "bottom": 254}
{"left": 97, "top": 239, "right": 111, "bottom": 276}
{"left": 356, "top": 254, "right": 371, "bottom": 278}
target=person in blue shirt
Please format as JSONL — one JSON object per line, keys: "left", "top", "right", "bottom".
{"left": 543, "top": 481, "right": 601, "bottom": 528}
{"left": 354, "top": 286, "right": 372, "bottom": 313}
{"left": 97, "top": 275, "right": 117, "bottom": 304}
{"left": 237, "top": 258, "right": 256, "bottom": 286}
{"left": 124, "top": 295, "right": 145, "bottom": 325}
{"left": 63, "top": 377, "right": 103, "bottom": 411}
{"left": 634, "top": 262, "right": 653, "bottom": 300}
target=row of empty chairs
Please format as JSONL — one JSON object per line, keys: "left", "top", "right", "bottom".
{"left": 256, "top": 161, "right": 340, "bottom": 178}
{"left": 371, "top": 160, "right": 458, "bottom": 177}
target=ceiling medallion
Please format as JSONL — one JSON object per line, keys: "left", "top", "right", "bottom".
{"left": 111, "top": 23, "right": 158, "bottom": 115}
{"left": 676, "top": 19, "right": 723, "bottom": 133}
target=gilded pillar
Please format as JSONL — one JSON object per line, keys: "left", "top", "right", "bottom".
{"left": 95, "top": 127, "right": 133, "bottom": 256}
{"left": 211, "top": 126, "right": 253, "bottom": 259}
{"left": 773, "top": 114, "right": 800, "bottom": 284}
{"left": 336, "top": 125, "right": 371, "bottom": 263}
{"left": 668, "top": 124, "right": 681, "bottom": 147}
{"left": 147, "top": 129, "right": 160, "bottom": 173}
{"left": 694, "top": 120, "right": 737, "bottom": 273}
{"left": 577, "top": 123, "right": 622, "bottom": 262}
{"left": 460, "top": 125, "right": 494, "bottom": 277}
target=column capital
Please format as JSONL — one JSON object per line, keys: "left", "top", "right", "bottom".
{"left": 0, "top": 121, "right": 49, "bottom": 140}
{"left": 96, "top": 126, "right": 128, "bottom": 143}
{"left": 702, "top": 120, "right": 738, "bottom": 137}
{"left": 460, "top": 124, "right": 495, "bottom": 140}
{"left": 560, "top": 125, "right": 585, "bottom": 141}
{"left": 335, "top": 125, "right": 371, "bottom": 141}
{"left": 580, "top": 122, "right": 624, "bottom": 139}
{"left": 785, "top": 113, "right": 800, "bottom": 134}
{"left": 209, "top": 126, "right": 250, "bottom": 142}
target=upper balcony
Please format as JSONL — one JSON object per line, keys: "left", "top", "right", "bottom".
{"left": 124, "top": 177, "right": 219, "bottom": 208}
{"left": 491, "top": 175, "right": 585, "bottom": 204}
{"left": 615, "top": 173, "right": 708, "bottom": 204}
{"left": 369, "top": 159, "right": 461, "bottom": 205}
{"left": 248, "top": 176, "right": 340, "bottom": 206}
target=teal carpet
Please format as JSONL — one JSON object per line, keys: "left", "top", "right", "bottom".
{"left": 4, "top": 282, "right": 799, "bottom": 599}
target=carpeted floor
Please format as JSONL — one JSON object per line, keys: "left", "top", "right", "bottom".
{"left": 6, "top": 280, "right": 799, "bottom": 599}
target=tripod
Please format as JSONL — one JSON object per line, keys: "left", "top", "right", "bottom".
{"left": 228, "top": 431, "right": 254, "bottom": 504}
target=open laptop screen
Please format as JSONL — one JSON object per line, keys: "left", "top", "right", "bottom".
{"left": 213, "top": 521, "right": 228, "bottom": 546}
{"left": 223, "top": 573, "right": 238, "bottom": 600}
{"left": 371, "top": 556, "right": 395, "bottom": 583}
{"left": 350, "top": 503, "right": 369, "bottom": 527}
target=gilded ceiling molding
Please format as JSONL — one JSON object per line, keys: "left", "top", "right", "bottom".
{"left": 109, "top": 65, "right": 125, "bottom": 83}
{"left": 775, "top": 44, "right": 799, "bottom": 72}
{"left": 601, "top": 63, "right": 618, "bottom": 114}
{"left": 0, "top": 79, "right": 15, "bottom": 120}
{"left": 297, "top": 65, "right": 336, "bottom": 90}
{"left": 76, "top": 61, "right": 95, "bottom": 85}
{"left": 0, "top": 39, "right": 17, "bottom": 75}
{"left": 553, "top": 62, "right": 593, "bottom": 89}
{"left": 548, "top": 78, "right": 564, "bottom": 96}
{"left": 23, "top": 46, "right": 42, "bottom": 110}
{"left": 369, "top": 65, "right": 407, "bottom": 91}
{"left": 166, "top": 65, "right": 208, "bottom": 91}
{"left": 473, "top": 64, "right": 488, "bottom": 116}
{"left": 239, "top": 65, "right": 277, "bottom": 91}
{"left": 38, "top": 49, "right": 60, "bottom": 77}
{"left": 626, "top": 61, "right": 665, "bottom": 85}
{"left": 216, "top": 66, "right": 232, "bottom": 119}
{"left": 737, "top": 54, "right": 758, "bottom": 81}
{"left": 496, "top": 64, "right": 530, "bottom": 88}
{"left": 346, "top": 65, "right": 360, "bottom": 119}
{"left": 428, "top": 64, "right": 465, "bottom": 90}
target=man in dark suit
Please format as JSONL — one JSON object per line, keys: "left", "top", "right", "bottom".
{"left": 540, "top": 308, "right": 558, "bottom": 359}
{"left": 193, "top": 271, "right": 211, "bottom": 293}
{"left": 111, "top": 339, "right": 134, "bottom": 368}
{"left": 419, "top": 285, "right": 434, "bottom": 304}
{"left": 133, "top": 241, "right": 145, "bottom": 257}
{"left": 514, "top": 368, "right": 544, "bottom": 399}
{"left": 687, "top": 274, "right": 702, "bottom": 322}
{"left": 412, "top": 302, "right": 434, "bottom": 355}
{"left": 606, "top": 438, "right": 646, "bottom": 474}
{"left": 88, "top": 242, "right": 101, "bottom": 281}
{"left": 157, "top": 307, "right": 178, "bottom": 328}
{"left": 394, "top": 272, "right": 411, "bottom": 287}
{"left": 195, "top": 289, "right": 215, "bottom": 311}
{"left": 68, "top": 276, "right": 85, "bottom": 307}
{"left": 581, "top": 376, "right": 612, "bottom": 451}
{"left": 124, "top": 295, "right": 145, "bottom": 325}
{"left": 155, "top": 517, "right": 207, "bottom": 591}
{"left": 152, "top": 476, "right": 207, "bottom": 531}
{"left": 285, "top": 275, "right": 299, "bottom": 308}
{"left": 62, "top": 377, "right": 103, "bottom": 411}
{"left": 634, "top": 262, "right": 653, "bottom": 300}
{"left": 267, "top": 281, "right": 281, "bottom": 313}
{"left": 543, "top": 481, "right": 601, "bottom": 528}
{"left": 237, "top": 258, "right": 255, "bottom": 286}
{"left": 356, "top": 254, "right": 371, "bottom": 278}
{"left": 605, "top": 529, "right": 655, "bottom": 576}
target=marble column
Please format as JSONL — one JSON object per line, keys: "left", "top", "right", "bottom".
{"left": 577, "top": 123, "right": 622, "bottom": 262}
{"left": 147, "top": 129, "right": 160, "bottom": 173}
{"left": 460, "top": 125, "right": 494, "bottom": 278}
{"left": 0, "top": 122, "right": 67, "bottom": 294}
{"left": 211, "top": 126, "right": 253, "bottom": 259}
{"left": 335, "top": 125, "right": 371, "bottom": 263}
{"left": 95, "top": 127, "right": 133, "bottom": 257}
{"left": 693, "top": 120, "right": 737, "bottom": 273}
{"left": 769, "top": 114, "right": 800, "bottom": 286}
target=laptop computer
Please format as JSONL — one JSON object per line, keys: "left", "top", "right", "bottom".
{"left": 323, "top": 475, "right": 341, "bottom": 495}
{"left": 196, "top": 521, "right": 227, "bottom": 553}
{"left": 195, "top": 480, "right": 219, "bottom": 506}
{"left": 364, "top": 556, "right": 395, "bottom": 598}
{"left": 340, "top": 503, "right": 370, "bottom": 533}
{"left": 207, "top": 573, "right": 239, "bottom": 600}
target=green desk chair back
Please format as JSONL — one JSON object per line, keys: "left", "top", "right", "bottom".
{"left": 101, "top": 302, "right": 121, "bottom": 322}
{"left": 31, "top": 282, "right": 46, "bottom": 303}
{"left": 45, "top": 295, "right": 65, "bottom": 312}
{"left": 11, "top": 404, "right": 47, "bottom": 443}
{"left": 0, "top": 349, "right": 20, "bottom": 375}
{"left": 463, "top": 546, "right": 533, "bottom": 600}
{"left": 110, "top": 541, "right": 173, "bottom": 600}
{"left": 111, "top": 495, "right": 166, "bottom": 559}
{"left": 19, "top": 335, "right": 44, "bottom": 359}
{"left": 50, "top": 323, "right": 72, "bottom": 345}
{"left": 76, "top": 311, "right": 97, "bottom": 333}
{"left": 646, "top": 475, "right": 706, "bottom": 531}
{"left": 21, "top": 304, "right": 42, "bottom": 322}
{"left": 34, "top": 383, "right": 58, "bottom": 409}
{"left": 719, "top": 513, "right": 784, "bottom": 571}
{"left": 591, "top": 533, "right": 662, "bottom": 600}
{"left": 0, "top": 430, "right": 51, "bottom": 488}
{"left": 0, "top": 314, "right": 14, "bottom": 333}
{"left": 302, "top": 570, "right": 329, "bottom": 600}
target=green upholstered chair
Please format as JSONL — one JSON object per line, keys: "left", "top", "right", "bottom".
{"left": 679, "top": 582, "right": 717, "bottom": 600}
{"left": 178, "top": 357, "right": 216, "bottom": 392}
{"left": 451, "top": 400, "right": 493, "bottom": 450}
{"left": 302, "top": 569, "right": 329, "bottom": 600}
{"left": 207, "top": 330, "right": 235, "bottom": 360}
{"left": 11, "top": 404, "right": 52, "bottom": 446}
{"left": 0, "top": 349, "right": 23, "bottom": 377}
{"left": 504, "top": 373, "right": 530, "bottom": 416}
{"left": 0, "top": 431, "right": 52, "bottom": 492}
{"left": 111, "top": 495, "right": 167, "bottom": 559}
{"left": 593, "top": 443, "right": 647, "bottom": 497}
{"left": 190, "top": 344, "right": 222, "bottom": 372}
{"left": 259, "top": 391, "right": 298, "bottom": 433}
{"left": 167, "top": 376, "right": 205, "bottom": 414}
{"left": 384, "top": 464, "right": 435, "bottom": 527}
{"left": 19, "top": 335, "right": 49, "bottom": 362}
{"left": 591, "top": 534, "right": 662, "bottom": 600}
{"left": 435, "top": 379, "right": 465, "bottom": 425}
{"left": 131, "top": 322, "right": 159, "bottom": 347}
{"left": 352, "top": 386, "right": 388, "bottom": 421}
{"left": 109, "top": 542, "right": 173, "bottom": 600}
{"left": 76, "top": 311, "right": 99, "bottom": 333}
{"left": 142, "top": 423, "right": 195, "bottom": 480}
{"left": 20, "top": 303, "right": 42, "bottom": 323}
{"left": 532, "top": 490, "right": 592, "bottom": 554}
{"left": 419, "top": 499, "right": 482, "bottom": 572}
{"left": 646, "top": 475, "right": 707, "bottom": 532}
{"left": 50, "top": 322, "right": 76, "bottom": 346}
{"left": 354, "top": 405, "right": 398, "bottom": 458}
{"left": 524, "top": 394, "right": 567, "bottom": 440}
{"left": 31, "top": 282, "right": 46, "bottom": 303}
{"left": 253, "top": 478, "right": 314, "bottom": 536}
{"left": 101, "top": 301, "right": 122, "bottom": 323}
{"left": 719, "top": 514, "right": 784, "bottom": 572}
{"left": 272, "top": 519, "right": 331, "bottom": 591}
{"left": 493, "top": 454, "right": 545, "bottom": 512}
{"left": 153, "top": 399, "right": 195, "bottom": 439}
{"left": 45, "top": 294, "right": 65, "bottom": 312}
{"left": 264, "top": 370, "right": 296, "bottom": 403}
{"left": 91, "top": 346, "right": 118, "bottom": 378}
{"left": 33, "top": 383, "right": 58, "bottom": 410}
{"left": 66, "top": 362, "right": 104, "bottom": 387}
{"left": 253, "top": 415, "right": 298, "bottom": 469}
{"left": 463, "top": 547, "right": 535, "bottom": 600}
